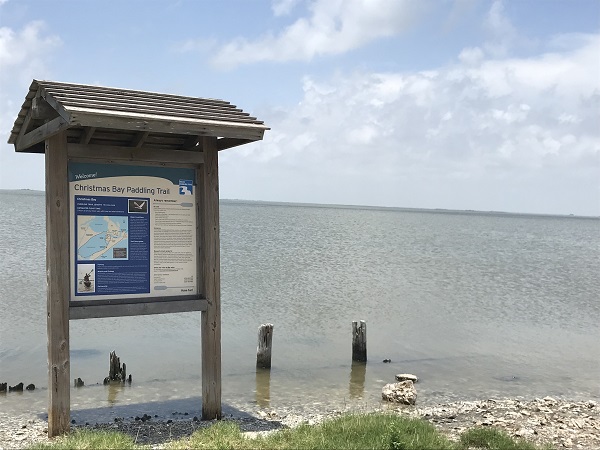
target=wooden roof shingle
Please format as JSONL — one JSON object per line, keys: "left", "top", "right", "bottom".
{"left": 8, "top": 80, "right": 269, "bottom": 153}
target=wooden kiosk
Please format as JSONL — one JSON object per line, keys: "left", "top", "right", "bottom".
{"left": 8, "top": 80, "right": 269, "bottom": 436}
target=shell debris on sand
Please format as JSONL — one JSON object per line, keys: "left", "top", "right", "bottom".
{"left": 1, "top": 398, "right": 599, "bottom": 449}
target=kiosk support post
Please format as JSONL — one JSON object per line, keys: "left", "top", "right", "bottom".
{"left": 45, "top": 131, "right": 71, "bottom": 437}
{"left": 201, "top": 137, "right": 222, "bottom": 419}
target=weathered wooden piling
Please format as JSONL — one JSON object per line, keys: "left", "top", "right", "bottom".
{"left": 352, "top": 320, "right": 367, "bottom": 362}
{"left": 104, "top": 351, "right": 128, "bottom": 383}
{"left": 9, "top": 382, "right": 24, "bottom": 392}
{"left": 256, "top": 323, "right": 274, "bottom": 369}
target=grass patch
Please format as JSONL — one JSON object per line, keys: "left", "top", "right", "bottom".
{"left": 30, "top": 429, "right": 136, "bottom": 450}
{"left": 460, "top": 427, "right": 542, "bottom": 450}
{"left": 167, "top": 421, "right": 245, "bottom": 449}
{"left": 28, "top": 413, "right": 552, "bottom": 450}
{"left": 171, "top": 414, "right": 455, "bottom": 449}
{"left": 388, "top": 418, "right": 456, "bottom": 450}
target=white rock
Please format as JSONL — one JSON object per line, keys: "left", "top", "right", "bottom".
{"left": 395, "top": 373, "right": 419, "bottom": 383}
{"left": 382, "top": 380, "right": 417, "bottom": 405}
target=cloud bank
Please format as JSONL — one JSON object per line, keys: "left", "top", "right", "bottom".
{"left": 221, "top": 32, "right": 600, "bottom": 215}
{"left": 0, "top": 21, "right": 61, "bottom": 189}
{"left": 211, "top": 0, "right": 427, "bottom": 69}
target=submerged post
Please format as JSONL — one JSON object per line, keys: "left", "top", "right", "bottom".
{"left": 349, "top": 361, "right": 366, "bottom": 398}
{"left": 352, "top": 320, "right": 367, "bottom": 362}
{"left": 255, "top": 368, "right": 271, "bottom": 408}
{"left": 256, "top": 323, "right": 274, "bottom": 369}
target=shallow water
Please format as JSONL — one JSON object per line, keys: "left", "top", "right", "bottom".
{"left": 1, "top": 190, "right": 598, "bottom": 420}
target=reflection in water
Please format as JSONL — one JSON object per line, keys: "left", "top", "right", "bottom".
{"left": 106, "top": 382, "right": 124, "bottom": 405}
{"left": 255, "top": 368, "right": 271, "bottom": 408}
{"left": 349, "top": 362, "right": 366, "bottom": 399}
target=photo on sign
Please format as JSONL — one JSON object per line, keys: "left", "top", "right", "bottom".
{"left": 77, "top": 263, "right": 95, "bottom": 293}
{"left": 128, "top": 199, "right": 148, "bottom": 214}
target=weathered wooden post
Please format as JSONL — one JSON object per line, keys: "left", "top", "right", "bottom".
{"left": 104, "top": 351, "right": 129, "bottom": 384}
{"left": 256, "top": 323, "right": 274, "bottom": 369}
{"left": 352, "top": 320, "right": 367, "bottom": 362}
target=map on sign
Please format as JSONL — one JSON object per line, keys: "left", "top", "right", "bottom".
{"left": 77, "top": 215, "right": 129, "bottom": 260}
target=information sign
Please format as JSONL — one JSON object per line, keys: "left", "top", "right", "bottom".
{"left": 68, "top": 162, "right": 197, "bottom": 301}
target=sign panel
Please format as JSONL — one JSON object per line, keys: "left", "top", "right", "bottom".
{"left": 68, "top": 162, "right": 197, "bottom": 301}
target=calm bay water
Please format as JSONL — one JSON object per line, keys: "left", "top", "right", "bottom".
{"left": 0, "top": 189, "right": 598, "bottom": 421}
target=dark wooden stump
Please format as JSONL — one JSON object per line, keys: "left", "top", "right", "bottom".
{"left": 256, "top": 324, "right": 274, "bottom": 369}
{"left": 9, "top": 382, "right": 24, "bottom": 392}
{"left": 105, "top": 351, "right": 129, "bottom": 383}
{"left": 352, "top": 320, "right": 367, "bottom": 362}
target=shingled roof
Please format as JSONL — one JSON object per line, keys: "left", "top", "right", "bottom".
{"left": 8, "top": 80, "right": 269, "bottom": 153}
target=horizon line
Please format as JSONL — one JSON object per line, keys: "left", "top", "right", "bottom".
{"left": 1, "top": 188, "right": 598, "bottom": 219}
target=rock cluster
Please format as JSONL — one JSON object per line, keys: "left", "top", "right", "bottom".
{"left": 382, "top": 380, "right": 417, "bottom": 405}
{"left": 402, "top": 397, "right": 600, "bottom": 449}
{"left": 0, "top": 417, "right": 48, "bottom": 449}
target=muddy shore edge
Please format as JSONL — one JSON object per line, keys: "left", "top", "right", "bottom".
{"left": 1, "top": 397, "right": 598, "bottom": 449}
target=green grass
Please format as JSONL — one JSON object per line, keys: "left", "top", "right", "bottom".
{"left": 30, "top": 429, "right": 137, "bottom": 450}
{"left": 388, "top": 417, "right": 456, "bottom": 450}
{"left": 169, "top": 414, "right": 454, "bottom": 450}
{"left": 460, "top": 427, "right": 551, "bottom": 450}
{"left": 29, "top": 414, "right": 552, "bottom": 450}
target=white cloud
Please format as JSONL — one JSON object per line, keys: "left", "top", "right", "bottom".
{"left": 0, "top": 21, "right": 61, "bottom": 84}
{"left": 483, "top": 0, "right": 518, "bottom": 57}
{"left": 485, "top": 0, "right": 516, "bottom": 39}
{"left": 482, "top": 0, "right": 539, "bottom": 59}
{"left": 272, "top": 0, "right": 301, "bottom": 16}
{"left": 0, "top": 21, "right": 61, "bottom": 190}
{"left": 458, "top": 47, "right": 484, "bottom": 65}
{"left": 211, "top": 0, "right": 427, "bottom": 69}
{"left": 221, "top": 32, "right": 600, "bottom": 215}
{"left": 174, "top": 37, "right": 217, "bottom": 54}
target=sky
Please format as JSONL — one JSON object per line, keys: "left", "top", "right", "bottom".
{"left": 0, "top": 0, "right": 598, "bottom": 216}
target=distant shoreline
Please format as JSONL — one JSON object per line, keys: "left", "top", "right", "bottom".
{"left": 2, "top": 188, "right": 597, "bottom": 219}
{"left": 221, "top": 198, "right": 600, "bottom": 220}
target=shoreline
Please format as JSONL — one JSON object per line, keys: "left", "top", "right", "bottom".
{"left": 1, "top": 396, "right": 598, "bottom": 449}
